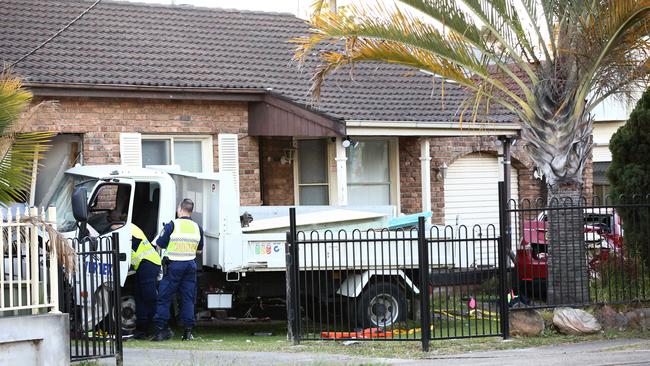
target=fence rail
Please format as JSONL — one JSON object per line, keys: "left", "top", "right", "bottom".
{"left": 287, "top": 186, "right": 510, "bottom": 351}
{"left": 286, "top": 183, "right": 650, "bottom": 351}
{"left": 1, "top": 207, "right": 59, "bottom": 315}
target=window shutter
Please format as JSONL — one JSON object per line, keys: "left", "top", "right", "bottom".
{"left": 218, "top": 134, "right": 240, "bottom": 201}
{"left": 120, "top": 133, "right": 142, "bottom": 167}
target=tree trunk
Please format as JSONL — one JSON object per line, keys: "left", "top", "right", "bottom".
{"left": 546, "top": 184, "right": 589, "bottom": 305}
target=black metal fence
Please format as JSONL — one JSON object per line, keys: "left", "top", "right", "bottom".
{"left": 59, "top": 232, "right": 123, "bottom": 364}
{"left": 507, "top": 194, "right": 650, "bottom": 308}
{"left": 286, "top": 184, "right": 650, "bottom": 350}
{"left": 286, "top": 202, "right": 510, "bottom": 351}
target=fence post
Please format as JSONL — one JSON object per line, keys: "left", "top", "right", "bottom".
{"left": 497, "top": 182, "right": 510, "bottom": 339}
{"left": 29, "top": 207, "right": 40, "bottom": 315}
{"left": 47, "top": 207, "right": 61, "bottom": 314}
{"left": 285, "top": 207, "right": 300, "bottom": 345}
{"left": 111, "top": 232, "right": 124, "bottom": 366}
{"left": 417, "top": 216, "right": 430, "bottom": 352}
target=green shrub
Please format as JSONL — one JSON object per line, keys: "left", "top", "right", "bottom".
{"left": 608, "top": 87, "right": 650, "bottom": 268}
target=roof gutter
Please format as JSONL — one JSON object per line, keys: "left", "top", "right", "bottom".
{"left": 26, "top": 82, "right": 346, "bottom": 124}
{"left": 25, "top": 82, "right": 267, "bottom": 101}
{"left": 345, "top": 120, "right": 521, "bottom": 137}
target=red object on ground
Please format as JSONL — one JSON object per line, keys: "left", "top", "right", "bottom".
{"left": 320, "top": 328, "right": 393, "bottom": 339}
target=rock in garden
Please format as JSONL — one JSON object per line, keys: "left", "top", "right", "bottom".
{"left": 553, "top": 307, "right": 602, "bottom": 335}
{"left": 625, "top": 308, "right": 650, "bottom": 331}
{"left": 597, "top": 305, "right": 628, "bottom": 331}
{"left": 509, "top": 309, "right": 544, "bottom": 336}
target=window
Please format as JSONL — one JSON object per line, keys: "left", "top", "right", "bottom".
{"left": 141, "top": 136, "right": 211, "bottom": 173}
{"left": 347, "top": 140, "right": 391, "bottom": 205}
{"left": 593, "top": 162, "right": 611, "bottom": 203}
{"left": 594, "top": 184, "right": 611, "bottom": 203}
{"left": 88, "top": 183, "right": 132, "bottom": 235}
{"left": 297, "top": 139, "right": 329, "bottom": 205}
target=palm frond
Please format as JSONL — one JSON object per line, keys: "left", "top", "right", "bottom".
{"left": 0, "top": 71, "right": 55, "bottom": 205}
{"left": 294, "top": 2, "right": 532, "bottom": 116}
{"left": 5, "top": 214, "right": 77, "bottom": 270}
{"left": 581, "top": 0, "right": 650, "bottom": 111}
{"left": 519, "top": 0, "right": 554, "bottom": 61}
{"left": 455, "top": 0, "right": 539, "bottom": 81}
{"left": 0, "top": 72, "right": 32, "bottom": 133}
{"left": 399, "top": 0, "right": 536, "bottom": 101}
{"left": 0, "top": 132, "right": 53, "bottom": 204}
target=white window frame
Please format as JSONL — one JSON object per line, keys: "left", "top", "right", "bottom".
{"left": 141, "top": 135, "right": 214, "bottom": 173}
{"left": 293, "top": 138, "right": 333, "bottom": 205}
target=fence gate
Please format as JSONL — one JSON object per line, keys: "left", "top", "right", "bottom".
{"left": 286, "top": 188, "right": 511, "bottom": 351}
{"left": 60, "top": 232, "right": 123, "bottom": 364}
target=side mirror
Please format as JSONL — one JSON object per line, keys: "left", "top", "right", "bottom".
{"left": 72, "top": 186, "right": 89, "bottom": 223}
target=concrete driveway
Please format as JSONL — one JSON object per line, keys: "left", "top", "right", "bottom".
{"left": 103, "top": 338, "right": 650, "bottom": 365}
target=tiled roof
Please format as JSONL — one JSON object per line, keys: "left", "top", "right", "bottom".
{"left": 0, "top": 0, "right": 517, "bottom": 123}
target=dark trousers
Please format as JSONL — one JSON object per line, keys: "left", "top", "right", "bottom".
{"left": 135, "top": 260, "right": 160, "bottom": 330}
{"left": 154, "top": 260, "right": 197, "bottom": 329}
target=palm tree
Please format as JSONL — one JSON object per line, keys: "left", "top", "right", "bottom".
{"left": 295, "top": 0, "right": 650, "bottom": 304}
{"left": 0, "top": 70, "right": 53, "bottom": 205}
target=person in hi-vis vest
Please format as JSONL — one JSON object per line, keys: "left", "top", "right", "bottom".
{"left": 130, "top": 223, "right": 161, "bottom": 339}
{"left": 152, "top": 198, "right": 204, "bottom": 341}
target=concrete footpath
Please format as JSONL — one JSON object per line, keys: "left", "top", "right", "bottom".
{"left": 104, "top": 338, "right": 650, "bottom": 365}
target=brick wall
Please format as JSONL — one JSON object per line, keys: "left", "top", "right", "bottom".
{"left": 260, "top": 137, "right": 295, "bottom": 205}
{"left": 398, "top": 137, "right": 422, "bottom": 215}
{"left": 25, "top": 97, "right": 261, "bottom": 205}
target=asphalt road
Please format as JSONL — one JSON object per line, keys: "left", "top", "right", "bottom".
{"left": 105, "top": 338, "right": 650, "bottom": 365}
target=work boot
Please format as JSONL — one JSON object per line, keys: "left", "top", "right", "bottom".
{"left": 146, "top": 325, "right": 158, "bottom": 338}
{"left": 132, "top": 324, "right": 153, "bottom": 340}
{"left": 132, "top": 329, "right": 148, "bottom": 340}
{"left": 151, "top": 327, "right": 173, "bottom": 342}
{"left": 182, "top": 328, "right": 194, "bottom": 341}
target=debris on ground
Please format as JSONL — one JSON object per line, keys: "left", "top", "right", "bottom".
{"left": 553, "top": 307, "right": 602, "bottom": 335}
{"left": 510, "top": 309, "right": 545, "bottom": 337}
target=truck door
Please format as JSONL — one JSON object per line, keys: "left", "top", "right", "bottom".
{"left": 86, "top": 178, "right": 136, "bottom": 286}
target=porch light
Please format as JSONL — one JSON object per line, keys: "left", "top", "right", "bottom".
{"left": 436, "top": 162, "right": 448, "bottom": 181}
{"left": 341, "top": 136, "right": 359, "bottom": 149}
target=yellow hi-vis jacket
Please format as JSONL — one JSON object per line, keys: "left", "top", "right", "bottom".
{"left": 131, "top": 224, "right": 161, "bottom": 270}
{"left": 165, "top": 218, "right": 201, "bottom": 261}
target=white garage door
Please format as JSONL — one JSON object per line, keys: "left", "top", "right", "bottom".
{"left": 444, "top": 153, "right": 519, "bottom": 229}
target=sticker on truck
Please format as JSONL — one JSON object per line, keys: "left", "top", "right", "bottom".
{"left": 251, "top": 242, "right": 282, "bottom": 256}
{"left": 85, "top": 261, "right": 112, "bottom": 276}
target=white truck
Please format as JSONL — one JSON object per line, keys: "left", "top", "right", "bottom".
{"left": 51, "top": 163, "right": 425, "bottom": 330}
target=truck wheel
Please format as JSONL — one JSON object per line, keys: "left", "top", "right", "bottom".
{"left": 357, "top": 283, "right": 406, "bottom": 328}
{"left": 120, "top": 296, "right": 137, "bottom": 333}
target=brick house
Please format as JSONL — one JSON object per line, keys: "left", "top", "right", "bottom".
{"left": 1, "top": 0, "right": 559, "bottom": 227}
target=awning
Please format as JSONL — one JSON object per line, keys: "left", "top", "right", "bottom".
{"left": 248, "top": 95, "right": 345, "bottom": 137}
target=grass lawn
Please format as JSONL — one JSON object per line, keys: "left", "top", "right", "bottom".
{"left": 124, "top": 320, "right": 650, "bottom": 360}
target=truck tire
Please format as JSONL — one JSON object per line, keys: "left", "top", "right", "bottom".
{"left": 357, "top": 283, "right": 406, "bottom": 328}
{"left": 120, "top": 296, "right": 137, "bottom": 333}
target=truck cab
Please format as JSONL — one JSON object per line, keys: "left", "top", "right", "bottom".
{"left": 48, "top": 165, "right": 176, "bottom": 285}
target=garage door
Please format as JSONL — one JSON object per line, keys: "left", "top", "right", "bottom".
{"left": 444, "top": 153, "right": 519, "bottom": 229}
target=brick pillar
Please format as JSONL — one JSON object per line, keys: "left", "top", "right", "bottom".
{"left": 398, "top": 137, "right": 422, "bottom": 215}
